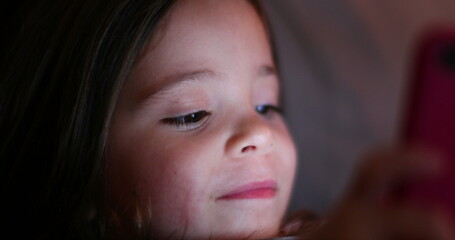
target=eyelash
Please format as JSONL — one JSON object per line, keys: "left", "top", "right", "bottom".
{"left": 162, "top": 110, "right": 211, "bottom": 131}
{"left": 162, "top": 104, "right": 282, "bottom": 131}
{"left": 255, "top": 104, "right": 283, "bottom": 116}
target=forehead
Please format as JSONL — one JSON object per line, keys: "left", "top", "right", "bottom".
{"left": 132, "top": 0, "right": 272, "bottom": 81}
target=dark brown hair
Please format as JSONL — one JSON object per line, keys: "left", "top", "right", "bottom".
{"left": 1, "top": 0, "right": 176, "bottom": 238}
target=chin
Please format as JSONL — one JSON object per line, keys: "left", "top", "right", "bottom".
{"left": 204, "top": 217, "right": 281, "bottom": 240}
{"left": 187, "top": 228, "right": 279, "bottom": 240}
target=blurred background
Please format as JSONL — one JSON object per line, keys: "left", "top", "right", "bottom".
{"left": 261, "top": 0, "right": 455, "bottom": 215}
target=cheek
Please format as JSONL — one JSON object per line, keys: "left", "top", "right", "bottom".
{"left": 107, "top": 128, "right": 221, "bottom": 235}
{"left": 141, "top": 134, "right": 224, "bottom": 234}
{"left": 274, "top": 121, "right": 298, "bottom": 195}
{"left": 281, "top": 130, "right": 297, "bottom": 175}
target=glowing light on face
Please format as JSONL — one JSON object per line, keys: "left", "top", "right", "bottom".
{"left": 107, "top": 0, "right": 297, "bottom": 238}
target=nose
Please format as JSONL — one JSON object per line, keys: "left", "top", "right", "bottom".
{"left": 225, "top": 112, "right": 274, "bottom": 158}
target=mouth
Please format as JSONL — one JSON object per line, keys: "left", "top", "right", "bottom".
{"left": 217, "top": 179, "right": 277, "bottom": 200}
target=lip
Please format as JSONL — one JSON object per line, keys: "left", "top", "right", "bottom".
{"left": 217, "top": 179, "right": 277, "bottom": 200}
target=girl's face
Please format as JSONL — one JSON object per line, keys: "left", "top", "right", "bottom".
{"left": 107, "top": 0, "right": 297, "bottom": 238}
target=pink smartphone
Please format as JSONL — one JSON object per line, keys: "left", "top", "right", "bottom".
{"left": 400, "top": 26, "right": 455, "bottom": 214}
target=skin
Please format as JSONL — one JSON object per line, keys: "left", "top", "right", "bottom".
{"left": 106, "top": 0, "right": 296, "bottom": 239}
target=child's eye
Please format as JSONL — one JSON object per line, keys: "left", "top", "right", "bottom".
{"left": 255, "top": 104, "right": 283, "bottom": 115}
{"left": 162, "top": 110, "right": 211, "bottom": 131}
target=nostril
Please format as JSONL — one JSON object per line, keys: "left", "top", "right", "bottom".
{"left": 241, "top": 145, "right": 256, "bottom": 153}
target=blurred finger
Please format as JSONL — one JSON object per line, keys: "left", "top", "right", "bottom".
{"left": 346, "top": 147, "right": 443, "bottom": 203}
{"left": 384, "top": 206, "right": 455, "bottom": 240}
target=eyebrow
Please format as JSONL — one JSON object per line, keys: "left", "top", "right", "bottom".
{"left": 137, "top": 64, "right": 277, "bottom": 103}
{"left": 137, "top": 69, "right": 217, "bottom": 103}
